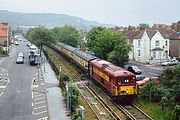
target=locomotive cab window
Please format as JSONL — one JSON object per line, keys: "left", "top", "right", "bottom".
{"left": 118, "top": 77, "right": 135, "bottom": 85}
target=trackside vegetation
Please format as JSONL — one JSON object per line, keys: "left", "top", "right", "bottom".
{"left": 138, "top": 65, "right": 180, "bottom": 120}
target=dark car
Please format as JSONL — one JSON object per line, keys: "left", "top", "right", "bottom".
{"left": 16, "top": 57, "right": 24, "bottom": 64}
{"left": 127, "top": 65, "right": 142, "bottom": 74}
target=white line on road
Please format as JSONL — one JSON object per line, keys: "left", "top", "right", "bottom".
{"left": 34, "top": 105, "right": 46, "bottom": 110}
{"left": 34, "top": 110, "right": 47, "bottom": 116}
{"left": 32, "top": 92, "right": 34, "bottom": 98}
{"left": 34, "top": 101, "right": 46, "bottom": 105}
{"left": 34, "top": 97, "right": 45, "bottom": 101}
{"left": 34, "top": 94, "right": 45, "bottom": 98}
{"left": 37, "top": 117, "right": 48, "bottom": 120}
{"left": 0, "top": 92, "right": 4, "bottom": 96}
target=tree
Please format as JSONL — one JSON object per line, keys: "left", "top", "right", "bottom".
{"left": 139, "top": 23, "right": 150, "bottom": 29}
{"left": 107, "top": 32, "right": 131, "bottom": 67}
{"left": 86, "top": 26, "right": 105, "bottom": 52}
{"left": 26, "top": 26, "right": 56, "bottom": 55}
{"left": 52, "top": 26, "right": 80, "bottom": 47}
{"left": 160, "top": 65, "right": 180, "bottom": 104}
{"left": 87, "top": 27, "right": 130, "bottom": 67}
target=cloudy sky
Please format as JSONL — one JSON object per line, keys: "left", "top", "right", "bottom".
{"left": 0, "top": 0, "right": 179, "bottom": 26}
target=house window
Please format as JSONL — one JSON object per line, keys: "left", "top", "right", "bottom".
{"left": 138, "top": 50, "right": 140, "bottom": 56}
{"left": 165, "top": 41, "right": 167, "bottom": 46}
{"left": 156, "top": 40, "right": 159, "bottom": 46}
{"left": 138, "top": 40, "right": 140, "bottom": 46}
{"left": 153, "top": 51, "right": 156, "bottom": 58}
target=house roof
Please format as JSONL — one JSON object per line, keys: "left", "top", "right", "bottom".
{"left": 133, "top": 30, "right": 145, "bottom": 39}
{"left": 123, "top": 30, "right": 142, "bottom": 44}
{"left": 159, "top": 28, "right": 175, "bottom": 39}
{"left": 0, "top": 23, "right": 8, "bottom": 37}
{"left": 169, "top": 32, "right": 180, "bottom": 40}
{"left": 134, "top": 28, "right": 174, "bottom": 39}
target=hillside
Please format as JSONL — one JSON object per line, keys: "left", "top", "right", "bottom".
{"left": 0, "top": 10, "right": 113, "bottom": 29}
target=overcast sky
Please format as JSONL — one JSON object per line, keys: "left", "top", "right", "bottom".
{"left": 0, "top": 0, "right": 179, "bottom": 26}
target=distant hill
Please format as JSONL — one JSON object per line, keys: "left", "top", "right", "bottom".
{"left": 0, "top": 10, "right": 114, "bottom": 29}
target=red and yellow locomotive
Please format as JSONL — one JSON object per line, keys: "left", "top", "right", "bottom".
{"left": 90, "top": 59, "right": 137, "bottom": 102}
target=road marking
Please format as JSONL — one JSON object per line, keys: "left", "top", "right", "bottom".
{"left": 34, "top": 97, "right": 45, "bottom": 101}
{"left": 33, "top": 85, "right": 39, "bottom": 88}
{"left": 34, "top": 110, "right": 47, "bottom": 116}
{"left": 35, "top": 101, "right": 46, "bottom": 105}
{"left": 34, "top": 94, "right": 45, "bottom": 98}
{"left": 34, "top": 105, "right": 46, "bottom": 110}
{"left": 0, "top": 92, "right": 4, "bottom": 96}
{"left": 32, "top": 103, "right": 34, "bottom": 107}
{"left": 32, "top": 92, "right": 34, "bottom": 98}
{"left": 0, "top": 86, "right": 6, "bottom": 88}
{"left": 37, "top": 117, "right": 48, "bottom": 120}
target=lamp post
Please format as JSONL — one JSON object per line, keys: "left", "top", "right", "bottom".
{"left": 6, "top": 26, "right": 9, "bottom": 54}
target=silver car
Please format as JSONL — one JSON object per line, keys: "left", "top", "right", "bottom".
{"left": 16, "top": 57, "right": 24, "bottom": 64}
{"left": 161, "top": 59, "right": 179, "bottom": 66}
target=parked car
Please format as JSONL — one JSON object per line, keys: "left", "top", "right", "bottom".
{"left": 136, "top": 75, "right": 160, "bottom": 86}
{"left": 161, "top": 59, "right": 179, "bottom": 66}
{"left": 27, "top": 43, "right": 31, "bottom": 47}
{"left": 16, "top": 57, "right": 24, "bottom": 64}
{"left": 17, "top": 52, "right": 24, "bottom": 58}
{"left": 127, "top": 65, "right": 142, "bottom": 74}
{"left": 15, "top": 41, "right": 19, "bottom": 45}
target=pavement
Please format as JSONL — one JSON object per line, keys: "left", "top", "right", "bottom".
{"left": 35, "top": 55, "right": 71, "bottom": 120}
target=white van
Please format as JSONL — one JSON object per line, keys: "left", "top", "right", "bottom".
{"left": 15, "top": 41, "right": 19, "bottom": 45}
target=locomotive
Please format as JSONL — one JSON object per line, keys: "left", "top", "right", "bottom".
{"left": 48, "top": 42, "right": 138, "bottom": 103}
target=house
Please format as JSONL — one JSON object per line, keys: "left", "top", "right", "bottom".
{"left": 133, "top": 29, "right": 174, "bottom": 64}
{"left": 169, "top": 21, "right": 180, "bottom": 58}
{"left": 123, "top": 30, "right": 142, "bottom": 60}
{"left": 0, "top": 23, "right": 10, "bottom": 53}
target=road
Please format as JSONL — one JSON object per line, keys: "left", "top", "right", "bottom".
{"left": 0, "top": 41, "right": 37, "bottom": 120}
{"left": 127, "top": 61, "right": 163, "bottom": 77}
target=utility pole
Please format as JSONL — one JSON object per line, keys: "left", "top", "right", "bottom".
{"left": 66, "top": 81, "right": 71, "bottom": 115}
{"left": 6, "top": 26, "right": 9, "bottom": 54}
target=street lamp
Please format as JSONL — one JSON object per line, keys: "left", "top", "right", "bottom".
{"left": 6, "top": 26, "right": 9, "bottom": 54}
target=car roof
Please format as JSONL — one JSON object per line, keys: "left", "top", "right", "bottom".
{"left": 17, "top": 57, "right": 23, "bottom": 59}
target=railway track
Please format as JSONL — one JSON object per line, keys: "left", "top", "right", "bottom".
{"left": 91, "top": 85, "right": 153, "bottom": 120}
{"left": 118, "top": 104, "right": 153, "bottom": 120}
{"left": 44, "top": 45, "right": 153, "bottom": 120}
{"left": 76, "top": 83, "right": 122, "bottom": 120}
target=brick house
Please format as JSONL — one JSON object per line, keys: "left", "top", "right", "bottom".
{"left": 169, "top": 21, "right": 180, "bottom": 58}
{"left": 0, "top": 23, "right": 10, "bottom": 53}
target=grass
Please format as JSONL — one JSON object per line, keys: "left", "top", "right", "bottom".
{"left": 136, "top": 100, "right": 172, "bottom": 120}
{"left": 78, "top": 95, "right": 96, "bottom": 120}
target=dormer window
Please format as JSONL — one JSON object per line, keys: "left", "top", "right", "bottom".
{"left": 156, "top": 40, "right": 159, "bottom": 46}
